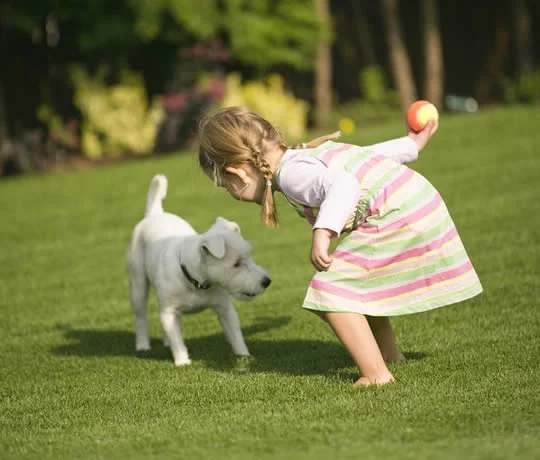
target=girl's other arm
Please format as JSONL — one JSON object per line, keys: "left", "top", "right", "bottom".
{"left": 279, "top": 158, "right": 361, "bottom": 238}
{"left": 279, "top": 159, "right": 361, "bottom": 271}
{"left": 366, "top": 120, "right": 438, "bottom": 164}
{"left": 369, "top": 136, "right": 418, "bottom": 164}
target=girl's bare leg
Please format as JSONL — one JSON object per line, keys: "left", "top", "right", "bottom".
{"left": 366, "top": 316, "right": 406, "bottom": 362}
{"left": 322, "top": 312, "right": 395, "bottom": 386}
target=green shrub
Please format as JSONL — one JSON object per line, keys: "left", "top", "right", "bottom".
{"left": 71, "top": 66, "right": 164, "bottom": 158}
{"left": 504, "top": 72, "right": 540, "bottom": 104}
{"left": 220, "top": 72, "right": 308, "bottom": 141}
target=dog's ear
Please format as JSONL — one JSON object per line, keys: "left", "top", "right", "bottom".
{"left": 201, "top": 234, "right": 226, "bottom": 259}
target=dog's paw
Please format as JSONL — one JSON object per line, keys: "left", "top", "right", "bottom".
{"left": 232, "top": 354, "right": 254, "bottom": 373}
{"left": 174, "top": 357, "right": 192, "bottom": 366}
{"left": 136, "top": 342, "right": 151, "bottom": 351}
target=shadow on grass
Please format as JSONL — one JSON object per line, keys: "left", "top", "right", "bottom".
{"left": 52, "top": 316, "right": 426, "bottom": 378}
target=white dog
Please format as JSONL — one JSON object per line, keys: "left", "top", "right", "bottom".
{"left": 126, "top": 175, "right": 271, "bottom": 366}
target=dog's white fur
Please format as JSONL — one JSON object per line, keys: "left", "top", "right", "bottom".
{"left": 126, "top": 175, "right": 271, "bottom": 366}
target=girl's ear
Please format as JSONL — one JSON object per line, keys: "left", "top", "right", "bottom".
{"left": 225, "top": 166, "right": 250, "bottom": 185}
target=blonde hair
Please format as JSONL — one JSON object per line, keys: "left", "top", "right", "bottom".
{"left": 198, "top": 106, "right": 340, "bottom": 228}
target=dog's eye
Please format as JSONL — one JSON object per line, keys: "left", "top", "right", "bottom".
{"left": 233, "top": 259, "right": 242, "bottom": 268}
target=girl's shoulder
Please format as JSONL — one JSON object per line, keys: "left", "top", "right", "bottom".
{"left": 285, "top": 140, "right": 364, "bottom": 161}
{"left": 284, "top": 140, "right": 347, "bottom": 158}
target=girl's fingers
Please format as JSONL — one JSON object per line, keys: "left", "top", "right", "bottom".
{"left": 320, "top": 256, "right": 331, "bottom": 266}
{"left": 318, "top": 257, "right": 332, "bottom": 271}
{"left": 312, "top": 258, "right": 324, "bottom": 272}
{"left": 426, "top": 120, "right": 438, "bottom": 136}
{"left": 312, "top": 248, "right": 333, "bottom": 271}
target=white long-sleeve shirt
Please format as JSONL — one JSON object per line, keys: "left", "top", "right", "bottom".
{"left": 277, "top": 136, "right": 418, "bottom": 235}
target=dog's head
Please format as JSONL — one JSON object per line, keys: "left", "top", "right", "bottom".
{"left": 198, "top": 217, "right": 271, "bottom": 300}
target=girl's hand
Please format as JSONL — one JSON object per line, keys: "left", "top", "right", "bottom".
{"left": 407, "top": 120, "right": 438, "bottom": 152}
{"left": 311, "top": 228, "right": 335, "bottom": 272}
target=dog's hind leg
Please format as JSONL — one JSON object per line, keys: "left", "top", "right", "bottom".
{"left": 159, "top": 308, "right": 191, "bottom": 366}
{"left": 214, "top": 299, "right": 250, "bottom": 357}
{"left": 129, "top": 276, "right": 151, "bottom": 351}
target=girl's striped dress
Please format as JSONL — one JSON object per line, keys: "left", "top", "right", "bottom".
{"left": 276, "top": 141, "right": 482, "bottom": 316}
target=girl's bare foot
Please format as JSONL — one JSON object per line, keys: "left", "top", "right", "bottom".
{"left": 324, "top": 312, "right": 395, "bottom": 387}
{"left": 354, "top": 373, "right": 395, "bottom": 386}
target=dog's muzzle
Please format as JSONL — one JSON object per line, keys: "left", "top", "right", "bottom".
{"left": 241, "top": 276, "right": 271, "bottom": 298}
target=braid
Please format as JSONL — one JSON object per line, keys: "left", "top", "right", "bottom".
{"left": 199, "top": 106, "right": 317, "bottom": 230}
{"left": 251, "top": 149, "right": 273, "bottom": 181}
{"left": 251, "top": 149, "right": 278, "bottom": 228}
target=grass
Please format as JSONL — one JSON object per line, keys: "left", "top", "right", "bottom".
{"left": 1, "top": 106, "right": 539, "bottom": 459}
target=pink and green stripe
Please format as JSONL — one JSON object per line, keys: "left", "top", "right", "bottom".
{"left": 277, "top": 141, "right": 482, "bottom": 317}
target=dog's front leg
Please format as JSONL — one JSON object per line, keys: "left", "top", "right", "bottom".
{"left": 215, "top": 300, "right": 250, "bottom": 356}
{"left": 159, "top": 308, "right": 191, "bottom": 366}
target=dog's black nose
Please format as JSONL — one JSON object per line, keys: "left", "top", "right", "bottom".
{"left": 261, "top": 276, "right": 272, "bottom": 288}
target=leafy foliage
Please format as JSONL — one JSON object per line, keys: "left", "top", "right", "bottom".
{"left": 70, "top": 66, "right": 164, "bottom": 158}
{"left": 222, "top": 0, "right": 322, "bottom": 69}
{"left": 5, "top": 0, "right": 321, "bottom": 69}
{"left": 504, "top": 71, "right": 540, "bottom": 104}
{"left": 129, "top": 0, "right": 321, "bottom": 69}
{"left": 221, "top": 72, "right": 308, "bottom": 140}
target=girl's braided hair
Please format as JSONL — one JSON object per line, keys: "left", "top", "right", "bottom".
{"left": 198, "top": 106, "right": 340, "bottom": 228}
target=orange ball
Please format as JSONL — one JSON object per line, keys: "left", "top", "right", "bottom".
{"left": 407, "top": 100, "right": 439, "bottom": 132}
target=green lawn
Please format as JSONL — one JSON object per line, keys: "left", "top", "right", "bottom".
{"left": 1, "top": 106, "right": 539, "bottom": 459}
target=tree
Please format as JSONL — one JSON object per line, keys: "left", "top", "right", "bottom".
{"left": 422, "top": 0, "right": 444, "bottom": 109}
{"left": 350, "top": 2, "right": 378, "bottom": 68}
{"left": 314, "top": 0, "right": 332, "bottom": 128}
{"left": 381, "top": 0, "right": 417, "bottom": 111}
{"left": 0, "top": 83, "right": 7, "bottom": 148}
{"left": 5, "top": 1, "right": 321, "bottom": 71}
{"left": 513, "top": 0, "right": 533, "bottom": 78}
{"left": 131, "top": 0, "right": 321, "bottom": 71}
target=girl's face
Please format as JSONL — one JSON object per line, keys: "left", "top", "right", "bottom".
{"left": 220, "top": 164, "right": 266, "bottom": 204}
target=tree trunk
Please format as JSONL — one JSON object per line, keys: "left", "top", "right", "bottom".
{"left": 475, "top": 23, "right": 510, "bottom": 103}
{"left": 513, "top": 0, "right": 533, "bottom": 78}
{"left": 350, "top": 2, "right": 377, "bottom": 67}
{"left": 423, "top": 0, "right": 444, "bottom": 109}
{"left": 381, "top": 0, "right": 417, "bottom": 111}
{"left": 314, "top": 0, "right": 332, "bottom": 129}
{"left": 0, "top": 80, "right": 8, "bottom": 147}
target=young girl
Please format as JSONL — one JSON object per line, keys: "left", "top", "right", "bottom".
{"left": 198, "top": 106, "right": 482, "bottom": 386}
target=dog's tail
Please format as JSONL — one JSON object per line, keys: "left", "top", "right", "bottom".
{"left": 145, "top": 175, "right": 168, "bottom": 217}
